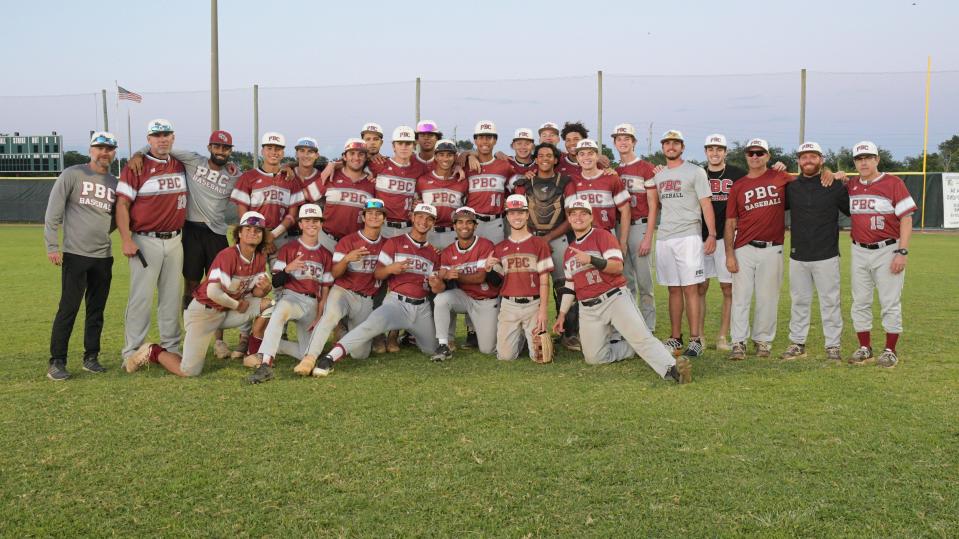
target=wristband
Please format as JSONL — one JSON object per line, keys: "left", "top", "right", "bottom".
{"left": 590, "top": 255, "right": 608, "bottom": 270}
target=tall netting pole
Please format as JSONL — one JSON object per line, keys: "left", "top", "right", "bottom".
{"left": 211, "top": 0, "right": 220, "bottom": 131}
{"left": 253, "top": 84, "right": 259, "bottom": 169}
{"left": 921, "top": 56, "right": 932, "bottom": 229}
{"left": 597, "top": 70, "right": 603, "bottom": 150}
{"left": 415, "top": 77, "right": 421, "bottom": 124}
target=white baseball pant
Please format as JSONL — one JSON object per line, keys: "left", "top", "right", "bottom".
{"left": 338, "top": 293, "right": 438, "bottom": 357}
{"left": 788, "top": 256, "right": 842, "bottom": 348}
{"left": 305, "top": 285, "right": 374, "bottom": 359}
{"left": 122, "top": 233, "right": 183, "bottom": 358}
{"left": 730, "top": 244, "right": 784, "bottom": 344}
{"left": 180, "top": 298, "right": 263, "bottom": 376}
{"left": 851, "top": 242, "right": 905, "bottom": 334}
{"left": 496, "top": 297, "right": 540, "bottom": 361}
{"left": 434, "top": 288, "right": 498, "bottom": 354}
{"left": 623, "top": 220, "right": 656, "bottom": 331}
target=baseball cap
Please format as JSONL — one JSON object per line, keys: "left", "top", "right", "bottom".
{"left": 513, "top": 128, "right": 535, "bottom": 142}
{"left": 434, "top": 139, "right": 457, "bottom": 154}
{"left": 504, "top": 194, "right": 528, "bottom": 211}
{"left": 538, "top": 122, "right": 560, "bottom": 134}
{"left": 452, "top": 206, "right": 478, "bottom": 221}
{"left": 89, "top": 131, "right": 118, "bottom": 148}
{"left": 611, "top": 123, "right": 637, "bottom": 139}
{"left": 147, "top": 118, "right": 174, "bottom": 135}
{"left": 660, "top": 129, "right": 684, "bottom": 143}
{"left": 299, "top": 204, "right": 324, "bottom": 220}
{"left": 295, "top": 137, "right": 319, "bottom": 150}
{"left": 797, "top": 141, "right": 823, "bottom": 156}
{"left": 474, "top": 121, "right": 497, "bottom": 137}
{"left": 392, "top": 126, "right": 416, "bottom": 143}
{"left": 574, "top": 139, "right": 600, "bottom": 153}
{"left": 412, "top": 203, "right": 438, "bottom": 218}
{"left": 415, "top": 120, "right": 441, "bottom": 136}
{"left": 745, "top": 138, "right": 769, "bottom": 152}
{"left": 361, "top": 122, "right": 384, "bottom": 137}
{"left": 261, "top": 132, "right": 286, "bottom": 147}
{"left": 238, "top": 211, "right": 267, "bottom": 228}
{"left": 363, "top": 198, "right": 386, "bottom": 212}
{"left": 566, "top": 199, "right": 593, "bottom": 213}
{"left": 853, "top": 141, "right": 879, "bottom": 157}
{"left": 343, "top": 138, "right": 367, "bottom": 152}
{"left": 704, "top": 133, "right": 727, "bottom": 148}
{"left": 209, "top": 130, "right": 233, "bottom": 146}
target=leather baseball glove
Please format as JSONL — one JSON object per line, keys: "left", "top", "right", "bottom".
{"left": 532, "top": 331, "right": 554, "bottom": 364}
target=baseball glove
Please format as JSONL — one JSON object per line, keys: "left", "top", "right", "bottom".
{"left": 532, "top": 331, "right": 554, "bottom": 364}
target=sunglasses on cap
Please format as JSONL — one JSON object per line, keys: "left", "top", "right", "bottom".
{"left": 240, "top": 216, "right": 267, "bottom": 228}
{"left": 91, "top": 135, "right": 117, "bottom": 147}
{"left": 746, "top": 150, "right": 768, "bottom": 157}
{"left": 364, "top": 199, "right": 386, "bottom": 210}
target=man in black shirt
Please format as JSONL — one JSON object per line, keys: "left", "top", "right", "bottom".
{"left": 781, "top": 142, "right": 850, "bottom": 361}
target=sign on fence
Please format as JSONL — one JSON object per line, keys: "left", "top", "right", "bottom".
{"left": 943, "top": 173, "right": 959, "bottom": 229}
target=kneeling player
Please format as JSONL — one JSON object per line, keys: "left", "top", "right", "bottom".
{"left": 124, "top": 212, "right": 273, "bottom": 377}
{"left": 553, "top": 201, "right": 691, "bottom": 383}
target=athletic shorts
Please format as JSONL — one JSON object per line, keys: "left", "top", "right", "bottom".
{"left": 703, "top": 238, "right": 732, "bottom": 283}
{"left": 182, "top": 221, "right": 229, "bottom": 282}
{"left": 655, "top": 235, "right": 705, "bottom": 286}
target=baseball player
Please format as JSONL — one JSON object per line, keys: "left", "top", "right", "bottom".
{"left": 612, "top": 123, "right": 658, "bottom": 331}
{"left": 538, "top": 122, "right": 561, "bottom": 146}
{"left": 724, "top": 138, "right": 792, "bottom": 360}
{"left": 556, "top": 122, "right": 611, "bottom": 176}
{"left": 303, "top": 139, "right": 376, "bottom": 252}
{"left": 430, "top": 207, "right": 500, "bottom": 360}
{"left": 651, "top": 129, "right": 717, "bottom": 358}
{"left": 123, "top": 212, "right": 273, "bottom": 377}
{"left": 128, "top": 130, "right": 242, "bottom": 359}
{"left": 295, "top": 198, "right": 388, "bottom": 375}
{"left": 488, "top": 194, "right": 553, "bottom": 361}
{"left": 368, "top": 126, "right": 427, "bottom": 239}
{"left": 563, "top": 139, "right": 630, "bottom": 258}
{"left": 44, "top": 132, "right": 119, "bottom": 380}
{"left": 780, "top": 142, "right": 851, "bottom": 361}
{"left": 414, "top": 120, "right": 442, "bottom": 166}
{"left": 418, "top": 139, "right": 468, "bottom": 250}
{"left": 311, "top": 203, "right": 441, "bottom": 376}
{"left": 317, "top": 123, "right": 384, "bottom": 185}
{"left": 846, "top": 141, "right": 915, "bottom": 368}
{"left": 465, "top": 121, "right": 512, "bottom": 243}
{"left": 553, "top": 200, "right": 692, "bottom": 383}
{"left": 116, "top": 118, "right": 188, "bottom": 365}
{"left": 246, "top": 204, "right": 333, "bottom": 383}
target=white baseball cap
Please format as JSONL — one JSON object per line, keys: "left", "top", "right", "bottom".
{"left": 90, "top": 131, "right": 118, "bottom": 147}
{"left": 504, "top": 194, "right": 528, "bottom": 211}
{"left": 361, "top": 122, "right": 384, "bottom": 137}
{"left": 538, "top": 122, "right": 560, "bottom": 134}
{"left": 343, "top": 138, "right": 367, "bottom": 152}
{"left": 566, "top": 199, "right": 593, "bottom": 213}
{"left": 611, "top": 123, "right": 637, "bottom": 139}
{"left": 474, "top": 121, "right": 497, "bottom": 137}
{"left": 412, "top": 203, "right": 437, "bottom": 218}
{"left": 261, "top": 132, "right": 286, "bottom": 147}
{"left": 512, "top": 128, "right": 535, "bottom": 142}
{"left": 704, "top": 133, "right": 728, "bottom": 148}
{"left": 853, "top": 141, "right": 879, "bottom": 157}
{"left": 392, "top": 126, "right": 416, "bottom": 143}
{"left": 574, "top": 139, "right": 600, "bottom": 153}
{"left": 299, "top": 204, "right": 324, "bottom": 219}
{"left": 745, "top": 138, "right": 769, "bottom": 152}
{"left": 415, "top": 120, "right": 441, "bottom": 135}
{"left": 238, "top": 211, "right": 267, "bottom": 228}
{"left": 452, "top": 206, "right": 478, "bottom": 221}
{"left": 147, "top": 118, "right": 174, "bottom": 135}
{"left": 295, "top": 137, "right": 319, "bottom": 150}
{"left": 660, "top": 129, "right": 684, "bottom": 143}
{"left": 797, "top": 141, "right": 823, "bottom": 156}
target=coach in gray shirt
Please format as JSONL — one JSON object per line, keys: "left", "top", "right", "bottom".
{"left": 44, "top": 132, "right": 119, "bottom": 380}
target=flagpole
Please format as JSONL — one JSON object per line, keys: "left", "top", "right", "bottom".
{"left": 114, "top": 81, "right": 121, "bottom": 175}
{"left": 127, "top": 109, "right": 133, "bottom": 164}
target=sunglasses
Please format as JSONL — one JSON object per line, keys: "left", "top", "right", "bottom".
{"left": 364, "top": 200, "right": 386, "bottom": 210}
{"left": 91, "top": 135, "right": 117, "bottom": 147}
{"left": 746, "top": 150, "right": 768, "bottom": 157}
{"left": 240, "top": 218, "right": 267, "bottom": 228}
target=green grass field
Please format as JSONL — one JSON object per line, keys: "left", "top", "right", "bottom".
{"left": 2, "top": 225, "right": 958, "bottom": 537}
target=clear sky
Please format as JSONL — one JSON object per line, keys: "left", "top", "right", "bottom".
{"left": 3, "top": 0, "right": 957, "bottom": 158}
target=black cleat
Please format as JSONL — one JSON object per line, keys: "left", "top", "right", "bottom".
{"left": 313, "top": 355, "right": 335, "bottom": 377}
{"left": 82, "top": 354, "right": 107, "bottom": 374}
{"left": 247, "top": 364, "right": 274, "bottom": 384}
{"left": 431, "top": 344, "right": 452, "bottom": 362}
{"left": 47, "top": 362, "right": 70, "bottom": 381}
{"left": 463, "top": 331, "right": 478, "bottom": 349}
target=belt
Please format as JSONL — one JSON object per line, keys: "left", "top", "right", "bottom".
{"left": 136, "top": 230, "right": 181, "bottom": 239}
{"left": 434, "top": 225, "right": 454, "bottom": 233}
{"left": 533, "top": 230, "right": 551, "bottom": 237}
{"left": 748, "top": 240, "right": 782, "bottom": 248}
{"left": 476, "top": 213, "right": 501, "bottom": 222}
{"left": 631, "top": 217, "right": 648, "bottom": 224}
{"left": 386, "top": 220, "right": 411, "bottom": 229}
{"left": 581, "top": 287, "right": 622, "bottom": 307}
{"left": 394, "top": 293, "right": 426, "bottom": 305}
{"left": 853, "top": 239, "right": 896, "bottom": 250}
{"left": 505, "top": 295, "right": 539, "bottom": 304}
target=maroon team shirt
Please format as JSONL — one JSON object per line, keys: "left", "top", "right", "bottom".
{"left": 726, "top": 169, "right": 792, "bottom": 249}
{"left": 466, "top": 158, "right": 512, "bottom": 216}
{"left": 194, "top": 246, "right": 267, "bottom": 311}
{"left": 304, "top": 171, "right": 376, "bottom": 240}
{"left": 440, "top": 236, "right": 498, "bottom": 300}
{"left": 616, "top": 158, "right": 656, "bottom": 220}
{"left": 416, "top": 172, "right": 468, "bottom": 228}
{"left": 848, "top": 173, "right": 917, "bottom": 244}
{"left": 493, "top": 235, "right": 553, "bottom": 297}
{"left": 555, "top": 154, "right": 581, "bottom": 177}
{"left": 369, "top": 158, "right": 426, "bottom": 222}
{"left": 117, "top": 154, "right": 188, "bottom": 232}
{"left": 271, "top": 239, "right": 333, "bottom": 297}
{"left": 230, "top": 169, "right": 303, "bottom": 229}
{"left": 331, "top": 231, "right": 384, "bottom": 297}
{"left": 563, "top": 170, "right": 630, "bottom": 231}
{"left": 506, "top": 157, "right": 536, "bottom": 191}
{"left": 563, "top": 227, "right": 627, "bottom": 300}
{"left": 377, "top": 234, "right": 440, "bottom": 299}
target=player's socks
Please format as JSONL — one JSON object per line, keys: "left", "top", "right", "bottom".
{"left": 438, "top": 338, "right": 449, "bottom": 346}
{"left": 328, "top": 344, "right": 346, "bottom": 362}
{"left": 261, "top": 355, "right": 274, "bottom": 367}
{"left": 885, "top": 333, "right": 899, "bottom": 352}
{"left": 856, "top": 331, "right": 871, "bottom": 348}
{"left": 148, "top": 345, "right": 166, "bottom": 364}
{"left": 247, "top": 336, "right": 262, "bottom": 354}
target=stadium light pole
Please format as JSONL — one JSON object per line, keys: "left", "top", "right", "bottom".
{"left": 211, "top": 0, "right": 220, "bottom": 131}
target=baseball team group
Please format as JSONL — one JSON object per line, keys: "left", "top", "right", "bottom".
{"left": 42, "top": 117, "right": 915, "bottom": 384}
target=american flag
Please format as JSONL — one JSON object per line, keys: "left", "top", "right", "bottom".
{"left": 118, "top": 86, "right": 142, "bottom": 103}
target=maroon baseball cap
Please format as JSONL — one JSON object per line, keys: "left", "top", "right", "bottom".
{"left": 209, "top": 130, "right": 234, "bottom": 146}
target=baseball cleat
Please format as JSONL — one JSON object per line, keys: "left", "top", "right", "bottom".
{"left": 47, "top": 362, "right": 70, "bottom": 381}
{"left": 242, "top": 353, "right": 263, "bottom": 369}
{"left": 825, "top": 346, "right": 842, "bottom": 361}
{"left": 876, "top": 348, "right": 898, "bottom": 368}
{"left": 666, "top": 358, "right": 692, "bottom": 384}
{"left": 755, "top": 341, "right": 772, "bottom": 358}
{"left": 431, "top": 344, "right": 452, "bottom": 363}
{"left": 663, "top": 337, "right": 684, "bottom": 357}
{"left": 561, "top": 335, "right": 582, "bottom": 351}
{"left": 125, "top": 343, "right": 154, "bottom": 373}
{"left": 780, "top": 343, "right": 806, "bottom": 361}
{"left": 312, "top": 355, "right": 335, "bottom": 377}
{"left": 293, "top": 355, "right": 317, "bottom": 376}
{"left": 462, "top": 331, "right": 478, "bottom": 349}
{"left": 213, "top": 339, "right": 231, "bottom": 360}
{"left": 82, "top": 354, "right": 107, "bottom": 373}
{"left": 728, "top": 342, "right": 746, "bottom": 361}
{"left": 683, "top": 339, "right": 704, "bottom": 358}
{"left": 386, "top": 333, "right": 401, "bottom": 353}
{"left": 247, "top": 364, "right": 274, "bottom": 384}
{"left": 371, "top": 335, "right": 387, "bottom": 354}
{"left": 848, "top": 346, "right": 874, "bottom": 365}
{"left": 715, "top": 335, "right": 731, "bottom": 352}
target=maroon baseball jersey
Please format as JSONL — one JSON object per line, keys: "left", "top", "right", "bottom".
{"left": 616, "top": 158, "right": 656, "bottom": 220}
{"left": 271, "top": 238, "right": 333, "bottom": 297}
{"left": 506, "top": 157, "right": 536, "bottom": 191}
{"left": 493, "top": 235, "right": 553, "bottom": 297}
{"left": 563, "top": 170, "right": 630, "bottom": 231}
{"left": 847, "top": 173, "right": 916, "bottom": 243}
{"left": 726, "top": 169, "right": 792, "bottom": 249}
{"left": 414, "top": 152, "right": 436, "bottom": 170}
{"left": 466, "top": 158, "right": 512, "bottom": 215}
{"left": 331, "top": 231, "right": 384, "bottom": 297}
{"left": 369, "top": 158, "right": 426, "bottom": 222}
{"left": 563, "top": 227, "right": 627, "bottom": 300}
{"left": 417, "top": 172, "right": 468, "bottom": 228}
{"left": 555, "top": 153, "right": 581, "bottom": 176}
{"left": 194, "top": 246, "right": 267, "bottom": 311}
{"left": 376, "top": 234, "right": 440, "bottom": 299}
{"left": 117, "top": 154, "right": 188, "bottom": 232}
{"left": 230, "top": 169, "right": 303, "bottom": 229}
{"left": 304, "top": 171, "right": 376, "bottom": 240}
{"left": 440, "top": 236, "right": 498, "bottom": 300}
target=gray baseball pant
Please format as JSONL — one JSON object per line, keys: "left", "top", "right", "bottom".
{"left": 434, "top": 288, "right": 498, "bottom": 354}
{"left": 180, "top": 298, "right": 263, "bottom": 376}
{"left": 496, "top": 297, "right": 540, "bottom": 361}
{"left": 260, "top": 290, "right": 317, "bottom": 360}
{"left": 788, "top": 256, "right": 843, "bottom": 348}
{"left": 123, "top": 234, "right": 183, "bottom": 358}
{"left": 305, "top": 285, "right": 374, "bottom": 359}
{"left": 338, "top": 293, "right": 438, "bottom": 358}
{"left": 730, "top": 244, "right": 784, "bottom": 344}
{"left": 851, "top": 243, "right": 905, "bottom": 334}
{"left": 317, "top": 230, "right": 339, "bottom": 253}
{"left": 623, "top": 221, "right": 656, "bottom": 331}
{"left": 476, "top": 218, "right": 504, "bottom": 243}
{"left": 579, "top": 288, "right": 674, "bottom": 377}
{"left": 380, "top": 223, "right": 410, "bottom": 239}
{"left": 428, "top": 229, "right": 457, "bottom": 251}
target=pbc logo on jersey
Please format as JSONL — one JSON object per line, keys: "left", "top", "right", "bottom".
{"left": 709, "top": 178, "right": 733, "bottom": 195}
{"left": 80, "top": 181, "right": 116, "bottom": 202}
{"left": 851, "top": 198, "right": 878, "bottom": 211}
{"left": 659, "top": 180, "right": 682, "bottom": 192}
{"left": 743, "top": 185, "right": 778, "bottom": 204}
{"left": 506, "top": 256, "right": 531, "bottom": 269}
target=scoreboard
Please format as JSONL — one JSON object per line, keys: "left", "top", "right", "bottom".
{"left": 0, "top": 133, "right": 64, "bottom": 173}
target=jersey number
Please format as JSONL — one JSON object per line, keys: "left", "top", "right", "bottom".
{"left": 869, "top": 215, "right": 885, "bottom": 230}
{"left": 177, "top": 194, "right": 187, "bottom": 210}
{"left": 584, "top": 270, "right": 602, "bottom": 285}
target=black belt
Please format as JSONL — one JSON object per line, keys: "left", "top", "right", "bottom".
{"left": 581, "top": 287, "right": 622, "bottom": 307}
{"left": 434, "top": 225, "right": 453, "bottom": 233}
{"left": 476, "top": 214, "right": 501, "bottom": 222}
{"left": 748, "top": 240, "right": 782, "bottom": 249}
{"left": 853, "top": 239, "right": 896, "bottom": 250}
{"left": 533, "top": 230, "right": 551, "bottom": 237}
{"left": 386, "top": 220, "right": 411, "bottom": 229}
{"left": 505, "top": 295, "right": 539, "bottom": 304}
{"left": 394, "top": 293, "right": 426, "bottom": 305}
{"left": 631, "top": 217, "right": 648, "bottom": 224}
{"left": 136, "top": 230, "right": 181, "bottom": 239}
